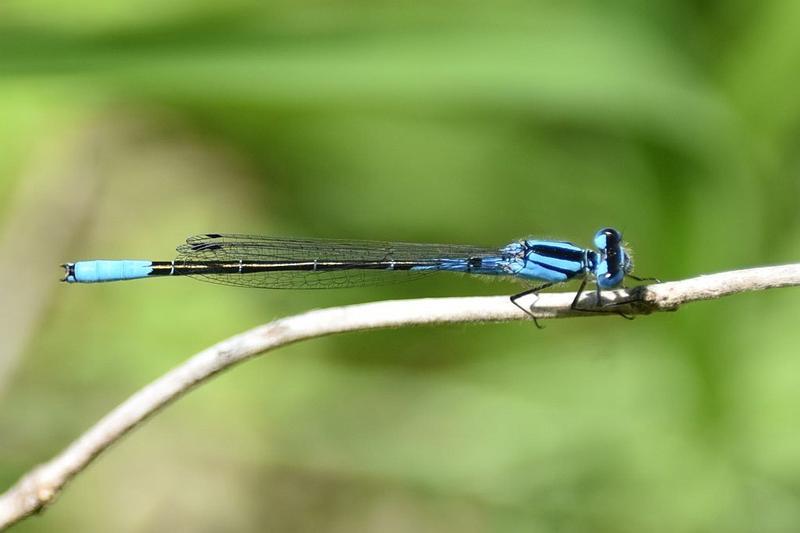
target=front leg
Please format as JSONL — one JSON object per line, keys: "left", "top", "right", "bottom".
{"left": 595, "top": 274, "right": 661, "bottom": 317}
{"left": 570, "top": 277, "right": 634, "bottom": 320}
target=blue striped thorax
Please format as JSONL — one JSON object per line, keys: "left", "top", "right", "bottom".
{"left": 495, "top": 227, "right": 630, "bottom": 288}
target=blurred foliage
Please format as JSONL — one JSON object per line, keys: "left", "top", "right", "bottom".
{"left": 1, "top": 1, "right": 799, "bottom": 532}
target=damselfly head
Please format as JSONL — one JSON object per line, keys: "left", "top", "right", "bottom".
{"left": 593, "top": 227, "right": 627, "bottom": 289}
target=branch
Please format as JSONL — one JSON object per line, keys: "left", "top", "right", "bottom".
{"left": 2, "top": 263, "right": 799, "bottom": 530}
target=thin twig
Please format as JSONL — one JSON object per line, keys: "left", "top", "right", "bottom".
{"left": 1, "top": 263, "right": 799, "bottom": 530}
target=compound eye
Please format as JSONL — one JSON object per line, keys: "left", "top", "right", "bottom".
{"left": 597, "top": 271, "right": 625, "bottom": 289}
{"left": 593, "top": 227, "right": 621, "bottom": 250}
{"left": 596, "top": 266, "right": 625, "bottom": 289}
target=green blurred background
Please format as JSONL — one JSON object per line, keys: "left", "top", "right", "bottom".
{"left": 1, "top": 1, "right": 799, "bottom": 531}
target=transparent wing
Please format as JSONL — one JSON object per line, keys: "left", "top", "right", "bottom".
{"left": 175, "top": 233, "right": 501, "bottom": 289}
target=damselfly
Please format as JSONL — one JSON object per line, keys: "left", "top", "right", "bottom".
{"left": 62, "top": 228, "right": 651, "bottom": 325}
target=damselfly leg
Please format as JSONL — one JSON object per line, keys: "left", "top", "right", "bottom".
{"left": 568, "top": 277, "right": 635, "bottom": 320}
{"left": 570, "top": 273, "right": 661, "bottom": 318}
{"left": 510, "top": 283, "right": 555, "bottom": 329}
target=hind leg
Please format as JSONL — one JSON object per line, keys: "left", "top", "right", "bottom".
{"left": 510, "top": 283, "right": 555, "bottom": 329}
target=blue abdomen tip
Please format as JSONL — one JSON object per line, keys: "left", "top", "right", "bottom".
{"left": 69, "top": 260, "right": 154, "bottom": 283}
